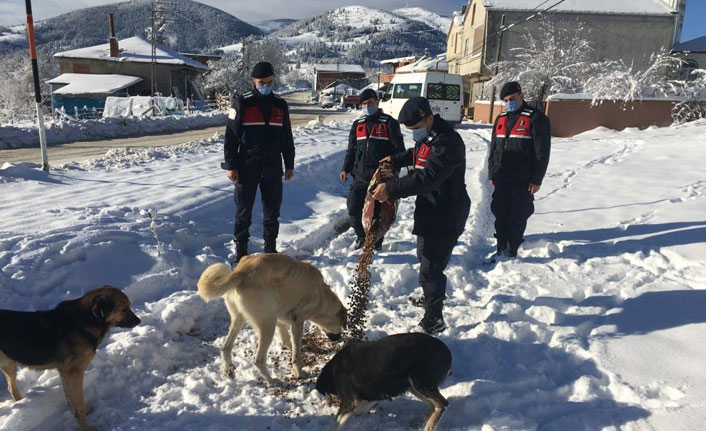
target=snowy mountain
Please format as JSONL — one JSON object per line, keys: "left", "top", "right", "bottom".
{"left": 255, "top": 18, "right": 298, "bottom": 34}
{"left": 274, "top": 5, "right": 447, "bottom": 65}
{"left": 0, "top": 0, "right": 262, "bottom": 55}
{"left": 393, "top": 7, "right": 452, "bottom": 33}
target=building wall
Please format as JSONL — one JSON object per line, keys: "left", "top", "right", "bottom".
{"left": 57, "top": 59, "right": 201, "bottom": 99}
{"left": 448, "top": 1, "right": 681, "bottom": 108}
{"left": 315, "top": 72, "right": 367, "bottom": 91}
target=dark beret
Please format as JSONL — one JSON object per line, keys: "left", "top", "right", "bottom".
{"left": 500, "top": 81, "right": 522, "bottom": 99}
{"left": 358, "top": 88, "right": 379, "bottom": 104}
{"left": 251, "top": 62, "right": 275, "bottom": 78}
{"left": 398, "top": 96, "right": 433, "bottom": 126}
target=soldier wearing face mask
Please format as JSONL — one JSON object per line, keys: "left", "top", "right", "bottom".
{"left": 222, "top": 61, "right": 295, "bottom": 261}
{"left": 487, "top": 81, "right": 551, "bottom": 263}
{"left": 340, "top": 88, "right": 405, "bottom": 250}
{"left": 372, "top": 96, "right": 470, "bottom": 334}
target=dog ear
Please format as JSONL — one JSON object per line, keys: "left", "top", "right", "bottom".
{"left": 92, "top": 297, "right": 114, "bottom": 322}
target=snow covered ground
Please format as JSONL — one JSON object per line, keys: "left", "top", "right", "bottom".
{"left": 1, "top": 119, "right": 705, "bottom": 431}
{"left": 0, "top": 111, "right": 226, "bottom": 150}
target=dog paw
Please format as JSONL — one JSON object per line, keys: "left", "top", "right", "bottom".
{"left": 222, "top": 365, "right": 236, "bottom": 379}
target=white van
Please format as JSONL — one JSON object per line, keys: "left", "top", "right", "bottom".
{"left": 379, "top": 72, "right": 464, "bottom": 125}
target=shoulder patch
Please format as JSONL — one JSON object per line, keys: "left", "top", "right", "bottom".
{"left": 228, "top": 108, "right": 237, "bottom": 120}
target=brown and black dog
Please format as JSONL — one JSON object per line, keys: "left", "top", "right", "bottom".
{"left": 0, "top": 286, "right": 141, "bottom": 430}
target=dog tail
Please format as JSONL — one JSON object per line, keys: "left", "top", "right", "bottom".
{"left": 197, "top": 263, "right": 235, "bottom": 302}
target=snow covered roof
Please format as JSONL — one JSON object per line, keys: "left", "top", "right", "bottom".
{"left": 54, "top": 37, "right": 209, "bottom": 71}
{"left": 380, "top": 56, "right": 417, "bottom": 65}
{"left": 46, "top": 73, "right": 143, "bottom": 96}
{"left": 396, "top": 55, "right": 448, "bottom": 73}
{"left": 672, "top": 35, "right": 706, "bottom": 53}
{"left": 314, "top": 64, "right": 365, "bottom": 74}
{"left": 482, "top": 0, "right": 677, "bottom": 16}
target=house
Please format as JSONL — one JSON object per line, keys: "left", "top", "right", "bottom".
{"left": 671, "top": 35, "right": 706, "bottom": 78}
{"left": 53, "top": 36, "right": 208, "bottom": 102}
{"left": 313, "top": 64, "right": 366, "bottom": 92}
{"left": 447, "top": 0, "right": 688, "bottom": 108}
{"left": 46, "top": 73, "right": 142, "bottom": 115}
{"left": 380, "top": 56, "right": 419, "bottom": 82}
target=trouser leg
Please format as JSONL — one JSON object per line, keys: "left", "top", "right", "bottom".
{"left": 347, "top": 182, "right": 368, "bottom": 240}
{"left": 507, "top": 184, "right": 534, "bottom": 253}
{"left": 234, "top": 178, "right": 259, "bottom": 243}
{"left": 260, "top": 173, "right": 283, "bottom": 243}
{"left": 416, "top": 234, "right": 458, "bottom": 309}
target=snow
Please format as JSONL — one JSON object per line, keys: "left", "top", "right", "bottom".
{"left": 217, "top": 42, "right": 242, "bottom": 54}
{"left": 54, "top": 36, "right": 208, "bottom": 71}
{"left": 1, "top": 118, "right": 706, "bottom": 430}
{"left": 393, "top": 7, "right": 452, "bottom": 33}
{"left": 482, "top": 0, "right": 676, "bottom": 15}
{"left": 315, "top": 64, "right": 365, "bottom": 74}
{"left": 396, "top": 54, "right": 449, "bottom": 73}
{"left": 0, "top": 112, "right": 226, "bottom": 150}
{"left": 46, "top": 74, "right": 143, "bottom": 96}
{"left": 380, "top": 56, "right": 417, "bottom": 65}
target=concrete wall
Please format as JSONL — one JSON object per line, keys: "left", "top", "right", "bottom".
{"left": 473, "top": 98, "right": 678, "bottom": 137}
{"left": 546, "top": 98, "right": 677, "bottom": 137}
{"left": 485, "top": 11, "right": 678, "bottom": 72}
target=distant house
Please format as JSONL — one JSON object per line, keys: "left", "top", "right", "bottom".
{"left": 379, "top": 56, "right": 418, "bottom": 83}
{"left": 46, "top": 73, "right": 142, "bottom": 115}
{"left": 671, "top": 35, "right": 706, "bottom": 79}
{"left": 53, "top": 36, "right": 208, "bottom": 103}
{"left": 313, "top": 64, "right": 366, "bottom": 91}
{"left": 447, "top": 0, "right": 688, "bottom": 107}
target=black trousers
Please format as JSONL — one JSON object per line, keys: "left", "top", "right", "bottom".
{"left": 346, "top": 181, "right": 369, "bottom": 240}
{"left": 234, "top": 172, "right": 283, "bottom": 243}
{"left": 490, "top": 181, "right": 534, "bottom": 249}
{"left": 417, "top": 234, "right": 458, "bottom": 308}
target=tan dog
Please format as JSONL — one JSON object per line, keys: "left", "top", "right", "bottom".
{"left": 0, "top": 286, "right": 141, "bottom": 430}
{"left": 197, "top": 253, "right": 346, "bottom": 385}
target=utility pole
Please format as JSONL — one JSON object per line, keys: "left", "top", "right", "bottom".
{"left": 24, "top": 0, "right": 49, "bottom": 172}
{"left": 488, "top": 14, "right": 506, "bottom": 124}
{"left": 149, "top": 0, "right": 175, "bottom": 97}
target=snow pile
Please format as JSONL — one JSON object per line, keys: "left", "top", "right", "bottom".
{"left": 1, "top": 120, "right": 705, "bottom": 430}
{"left": 0, "top": 111, "right": 226, "bottom": 150}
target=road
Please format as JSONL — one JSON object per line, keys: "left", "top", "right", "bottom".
{"left": 0, "top": 91, "right": 357, "bottom": 165}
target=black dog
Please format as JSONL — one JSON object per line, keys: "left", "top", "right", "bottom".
{"left": 316, "top": 333, "right": 452, "bottom": 431}
{"left": 0, "top": 286, "right": 141, "bottom": 430}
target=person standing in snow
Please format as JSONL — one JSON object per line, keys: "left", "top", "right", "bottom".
{"left": 222, "top": 61, "right": 295, "bottom": 262}
{"left": 340, "top": 88, "right": 405, "bottom": 250}
{"left": 487, "top": 81, "right": 551, "bottom": 262}
{"left": 372, "top": 97, "right": 470, "bottom": 335}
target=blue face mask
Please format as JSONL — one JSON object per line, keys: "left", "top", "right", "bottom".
{"left": 257, "top": 84, "right": 273, "bottom": 96}
{"left": 412, "top": 127, "right": 429, "bottom": 142}
{"left": 362, "top": 105, "right": 377, "bottom": 116}
{"left": 505, "top": 99, "right": 521, "bottom": 112}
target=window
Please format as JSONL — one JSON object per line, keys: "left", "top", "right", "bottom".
{"left": 393, "top": 84, "right": 422, "bottom": 99}
{"left": 464, "top": 39, "right": 470, "bottom": 56}
{"left": 471, "top": 4, "right": 476, "bottom": 26}
{"left": 427, "top": 83, "right": 461, "bottom": 101}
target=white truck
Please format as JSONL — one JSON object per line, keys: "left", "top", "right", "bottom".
{"left": 379, "top": 72, "right": 464, "bottom": 125}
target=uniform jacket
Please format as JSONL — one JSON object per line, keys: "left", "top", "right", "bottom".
{"left": 222, "top": 90, "right": 295, "bottom": 175}
{"left": 386, "top": 115, "right": 470, "bottom": 237}
{"left": 342, "top": 110, "right": 405, "bottom": 183}
{"left": 488, "top": 103, "right": 550, "bottom": 185}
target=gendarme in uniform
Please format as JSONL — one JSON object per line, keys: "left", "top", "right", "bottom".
{"left": 222, "top": 62, "right": 295, "bottom": 260}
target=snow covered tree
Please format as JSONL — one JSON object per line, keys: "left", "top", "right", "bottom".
{"left": 484, "top": 18, "right": 593, "bottom": 103}
{"left": 202, "top": 52, "right": 243, "bottom": 99}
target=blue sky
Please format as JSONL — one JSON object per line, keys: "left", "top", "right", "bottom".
{"left": 0, "top": 0, "right": 704, "bottom": 42}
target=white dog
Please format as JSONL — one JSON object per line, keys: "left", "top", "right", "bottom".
{"left": 197, "top": 253, "right": 346, "bottom": 384}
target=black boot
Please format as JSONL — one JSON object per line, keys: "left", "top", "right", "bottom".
{"left": 235, "top": 240, "right": 248, "bottom": 262}
{"left": 419, "top": 302, "right": 446, "bottom": 335}
{"left": 352, "top": 236, "right": 365, "bottom": 250}
{"left": 264, "top": 239, "right": 277, "bottom": 254}
{"left": 374, "top": 236, "right": 384, "bottom": 251}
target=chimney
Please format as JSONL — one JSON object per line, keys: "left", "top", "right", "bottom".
{"left": 108, "top": 13, "right": 119, "bottom": 57}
